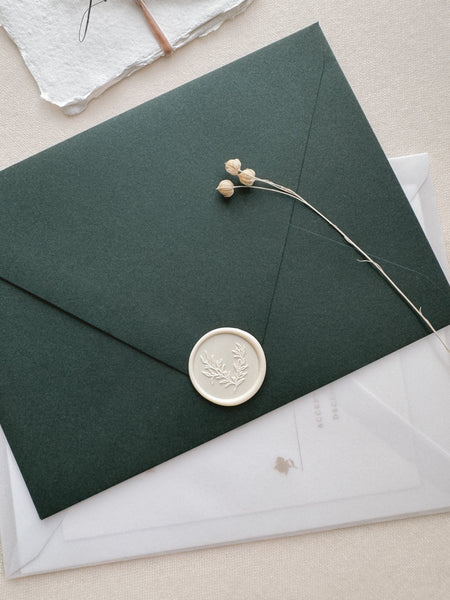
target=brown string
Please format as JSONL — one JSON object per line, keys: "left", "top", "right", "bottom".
{"left": 135, "top": 0, "right": 173, "bottom": 56}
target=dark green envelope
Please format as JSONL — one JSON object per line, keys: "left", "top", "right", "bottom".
{"left": 1, "top": 24, "right": 449, "bottom": 519}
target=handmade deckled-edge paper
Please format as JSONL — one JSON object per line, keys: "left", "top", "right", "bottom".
{"left": 0, "top": 0, "right": 254, "bottom": 115}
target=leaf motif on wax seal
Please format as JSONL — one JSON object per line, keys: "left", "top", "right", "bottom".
{"left": 200, "top": 343, "right": 248, "bottom": 392}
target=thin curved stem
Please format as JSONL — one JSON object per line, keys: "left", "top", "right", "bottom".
{"left": 234, "top": 177, "right": 449, "bottom": 353}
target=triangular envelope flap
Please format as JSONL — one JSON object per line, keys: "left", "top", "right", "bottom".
{"left": 0, "top": 25, "right": 324, "bottom": 374}
{"left": 261, "top": 34, "right": 450, "bottom": 400}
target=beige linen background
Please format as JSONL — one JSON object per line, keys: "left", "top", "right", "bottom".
{"left": 1, "top": 0, "right": 449, "bottom": 598}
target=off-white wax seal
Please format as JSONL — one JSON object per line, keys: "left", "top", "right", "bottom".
{"left": 189, "top": 327, "right": 266, "bottom": 406}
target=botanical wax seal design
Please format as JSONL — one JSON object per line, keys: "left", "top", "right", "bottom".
{"left": 200, "top": 342, "right": 248, "bottom": 392}
{"left": 189, "top": 328, "right": 266, "bottom": 407}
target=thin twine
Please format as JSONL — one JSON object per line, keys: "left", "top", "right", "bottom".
{"left": 134, "top": 0, "right": 173, "bottom": 55}
{"left": 233, "top": 177, "right": 450, "bottom": 354}
{"left": 79, "top": 0, "right": 173, "bottom": 55}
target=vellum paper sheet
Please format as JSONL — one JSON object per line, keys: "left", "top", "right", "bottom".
{"left": 0, "top": 0, "right": 254, "bottom": 114}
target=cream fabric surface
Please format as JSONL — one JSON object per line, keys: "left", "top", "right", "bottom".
{"left": 1, "top": 0, "right": 449, "bottom": 597}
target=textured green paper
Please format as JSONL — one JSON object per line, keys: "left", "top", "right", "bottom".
{"left": 1, "top": 24, "right": 449, "bottom": 519}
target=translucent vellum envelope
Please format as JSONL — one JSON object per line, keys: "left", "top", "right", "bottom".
{"left": 1, "top": 153, "right": 448, "bottom": 579}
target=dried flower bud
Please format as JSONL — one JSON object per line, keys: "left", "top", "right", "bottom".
{"left": 238, "top": 168, "right": 256, "bottom": 186}
{"left": 225, "top": 159, "right": 241, "bottom": 176}
{"left": 217, "top": 179, "right": 235, "bottom": 198}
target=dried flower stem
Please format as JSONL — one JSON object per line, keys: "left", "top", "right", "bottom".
{"left": 232, "top": 175, "right": 449, "bottom": 353}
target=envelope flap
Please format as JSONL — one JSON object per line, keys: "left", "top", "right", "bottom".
{"left": 0, "top": 25, "right": 325, "bottom": 374}
{"left": 259, "top": 31, "right": 450, "bottom": 404}
{"left": 289, "top": 38, "right": 449, "bottom": 309}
